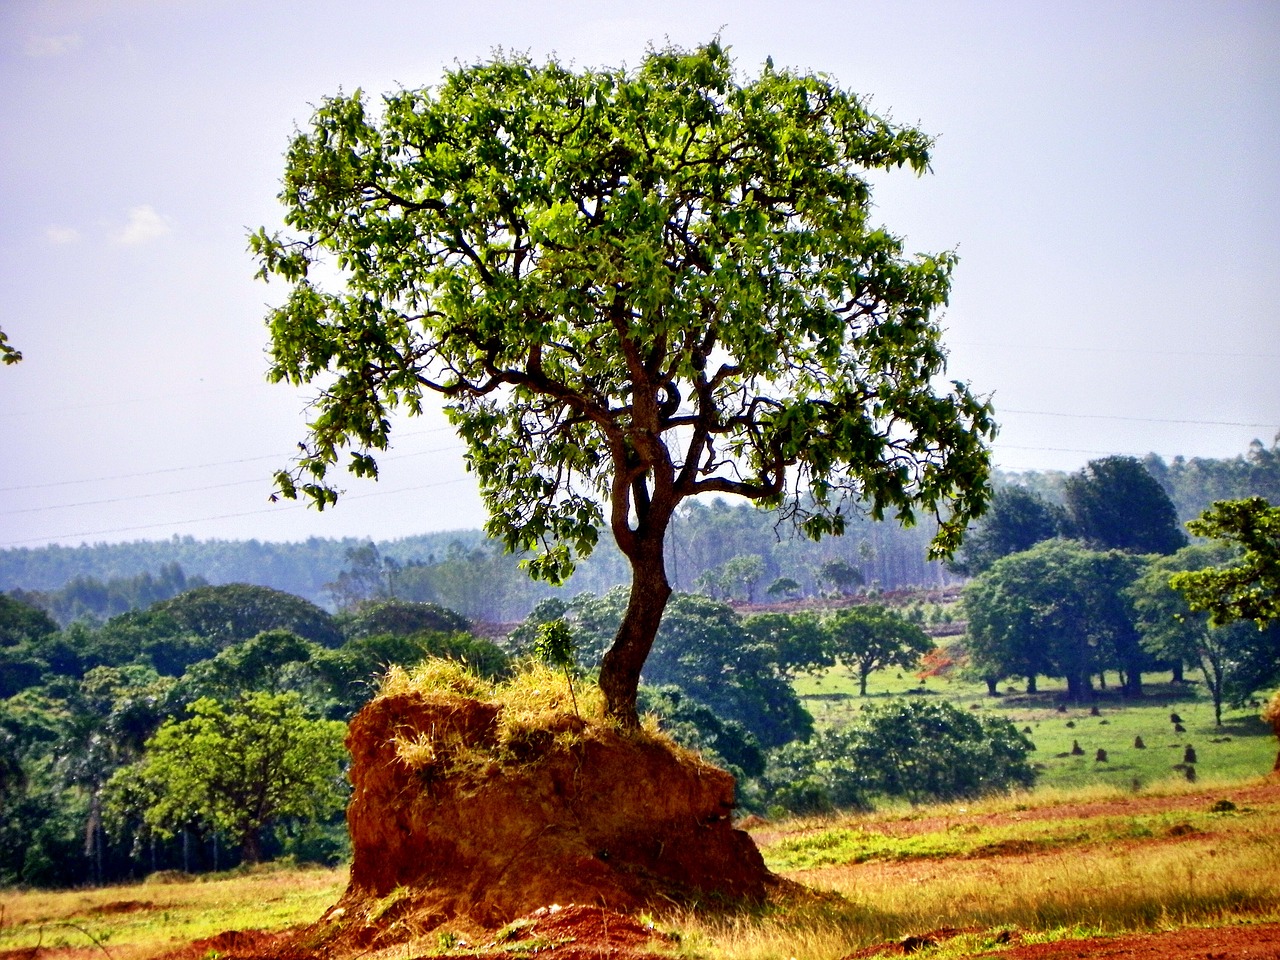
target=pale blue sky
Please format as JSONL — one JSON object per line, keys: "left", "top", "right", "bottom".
{"left": 1, "top": 0, "right": 1277, "bottom": 548}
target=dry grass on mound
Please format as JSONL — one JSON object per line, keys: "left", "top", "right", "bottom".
{"left": 378, "top": 659, "right": 698, "bottom": 778}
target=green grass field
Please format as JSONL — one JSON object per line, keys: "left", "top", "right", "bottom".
{"left": 793, "top": 666, "right": 1276, "bottom": 791}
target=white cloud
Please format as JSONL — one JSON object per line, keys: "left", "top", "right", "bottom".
{"left": 45, "top": 225, "right": 81, "bottom": 245}
{"left": 112, "top": 205, "right": 173, "bottom": 245}
{"left": 24, "top": 34, "right": 83, "bottom": 58}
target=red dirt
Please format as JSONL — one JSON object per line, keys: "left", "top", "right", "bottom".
{"left": 843, "top": 922, "right": 1280, "bottom": 959}
{"left": 749, "top": 779, "right": 1280, "bottom": 849}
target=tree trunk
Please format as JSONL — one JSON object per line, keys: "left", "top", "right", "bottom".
{"left": 1066, "top": 670, "right": 1093, "bottom": 702}
{"left": 1123, "top": 665, "right": 1143, "bottom": 698}
{"left": 241, "top": 829, "right": 263, "bottom": 865}
{"left": 985, "top": 676, "right": 999, "bottom": 696}
{"left": 599, "top": 534, "right": 672, "bottom": 727}
{"left": 1026, "top": 675, "right": 1038, "bottom": 694}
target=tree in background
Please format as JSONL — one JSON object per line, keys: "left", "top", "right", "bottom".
{"left": 696, "top": 554, "right": 766, "bottom": 601}
{"left": 177, "top": 629, "right": 321, "bottom": 700}
{"left": 963, "top": 539, "right": 1147, "bottom": 700}
{"left": 1131, "top": 543, "right": 1278, "bottom": 725}
{"left": 948, "top": 485, "right": 1066, "bottom": 576}
{"left": 1063, "top": 456, "right": 1186, "bottom": 555}
{"left": 0, "top": 594, "right": 58, "bottom": 647}
{"left": 152, "top": 584, "right": 343, "bottom": 649}
{"left": 10, "top": 564, "right": 207, "bottom": 629}
{"left": 114, "top": 692, "right": 346, "bottom": 864}
{"left": 741, "top": 610, "right": 831, "bottom": 679}
{"left": 823, "top": 604, "right": 931, "bottom": 695}
{"left": 816, "top": 558, "right": 865, "bottom": 596}
{"left": 762, "top": 699, "right": 1034, "bottom": 812}
{"left": 253, "top": 41, "right": 994, "bottom": 725}
{"left": 1170, "top": 497, "right": 1280, "bottom": 628}
{"left": 765, "top": 576, "right": 802, "bottom": 600}
{"left": 336, "top": 598, "right": 470, "bottom": 639}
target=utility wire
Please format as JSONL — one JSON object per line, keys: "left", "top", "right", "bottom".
{"left": 0, "top": 443, "right": 467, "bottom": 516}
{"left": 0, "top": 476, "right": 475, "bottom": 548}
{"left": 997, "top": 409, "right": 1276, "bottom": 429}
{"left": 0, "top": 425, "right": 458, "bottom": 493}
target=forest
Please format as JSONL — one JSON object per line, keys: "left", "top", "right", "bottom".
{"left": 2, "top": 440, "right": 1277, "bottom": 624}
{"left": 1, "top": 445, "right": 1278, "bottom": 888}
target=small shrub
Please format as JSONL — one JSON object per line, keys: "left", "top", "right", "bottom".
{"left": 760, "top": 698, "right": 1036, "bottom": 813}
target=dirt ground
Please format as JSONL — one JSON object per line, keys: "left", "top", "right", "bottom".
{"left": 749, "top": 779, "right": 1280, "bottom": 849}
{"left": 843, "top": 921, "right": 1280, "bottom": 959}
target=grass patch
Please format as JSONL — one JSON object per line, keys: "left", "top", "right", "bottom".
{"left": 0, "top": 864, "right": 346, "bottom": 960}
{"left": 762, "top": 805, "right": 1271, "bottom": 870}
{"left": 676, "top": 786, "right": 1280, "bottom": 958}
{"left": 795, "top": 668, "right": 1277, "bottom": 792}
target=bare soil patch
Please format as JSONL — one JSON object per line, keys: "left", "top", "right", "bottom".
{"left": 844, "top": 922, "right": 1280, "bottom": 959}
{"left": 750, "top": 779, "right": 1280, "bottom": 849}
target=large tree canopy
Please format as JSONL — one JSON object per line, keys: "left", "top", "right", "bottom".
{"left": 1170, "top": 497, "right": 1280, "bottom": 628}
{"left": 254, "top": 42, "right": 994, "bottom": 722}
{"left": 1063, "top": 456, "right": 1186, "bottom": 555}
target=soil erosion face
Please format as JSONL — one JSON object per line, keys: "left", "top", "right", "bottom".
{"left": 327, "top": 688, "right": 770, "bottom": 945}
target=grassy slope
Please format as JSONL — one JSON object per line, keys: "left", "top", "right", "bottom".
{"left": 794, "top": 666, "right": 1275, "bottom": 791}
{"left": 0, "top": 864, "right": 345, "bottom": 960}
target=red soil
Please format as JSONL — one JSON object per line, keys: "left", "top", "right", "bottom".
{"left": 843, "top": 922, "right": 1280, "bottom": 959}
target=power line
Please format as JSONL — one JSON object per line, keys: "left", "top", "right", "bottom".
{"left": 0, "top": 475, "right": 475, "bottom": 549}
{"left": 997, "top": 409, "right": 1276, "bottom": 429}
{"left": 0, "top": 425, "right": 459, "bottom": 493}
{"left": 0, "top": 442, "right": 467, "bottom": 516}
{"left": 949, "top": 339, "right": 1280, "bottom": 362}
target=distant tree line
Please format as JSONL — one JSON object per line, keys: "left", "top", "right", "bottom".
{"left": 3, "top": 438, "right": 1276, "bottom": 625}
{"left": 1, "top": 571, "right": 1035, "bottom": 886}
{"left": 956, "top": 455, "right": 1280, "bottom": 723}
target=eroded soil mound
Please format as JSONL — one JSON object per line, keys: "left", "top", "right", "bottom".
{"left": 312, "top": 687, "right": 769, "bottom": 949}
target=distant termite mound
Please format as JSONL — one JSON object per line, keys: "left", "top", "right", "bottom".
{"left": 316, "top": 663, "right": 770, "bottom": 950}
{"left": 1263, "top": 690, "right": 1280, "bottom": 773}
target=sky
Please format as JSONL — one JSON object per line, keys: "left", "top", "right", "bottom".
{"left": 1, "top": 0, "right": 1277, "bottom": 551}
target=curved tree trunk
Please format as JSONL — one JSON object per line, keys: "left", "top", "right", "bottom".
{"left": 599, "top": 532, "right": 672, "bottom": 727}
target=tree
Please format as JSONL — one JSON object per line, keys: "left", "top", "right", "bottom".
{"left": 1131, "top": 544, "right": 1278, "bottom": 725}
{"left": 0, "top": 594, "right": 58, "bottom": 647}
{"left": 721, "top": 554, "right": 767, "bottom": 602}
{"left": 177, "top": 629, "right": 322, "bottom": 699}
{"left": 566, "top": 588, "right": 813, "bottom": 747}
{"left": 963, "top": 539, "right": 1148, "bottom": 700}
{"left": 1170, "top": 497, "right": 1280, "bottom": 628}
{"left": 1063, "top": 456, "right": 1186, "bottom": 555}
{"left": 253, "top": 41, "right": 994, "bottom": 725}
{"left": 948, "top": 485, "right": 1066, "bottom": 576}
{"left": 741, "top": 610, "right": 831, "bottom": 678}
{"left": 336, "top": 598, "right": 470, "bottom": 640}
{"left": 152, "top": 584, "right": 343, "bottom": 649}
{"left": 762, "top": 699, "right": 1034, "bottom": 812}
{"left": 0, "top": 327, "right": 20, "bottom": 365}
{"left": 766, "top": 576, "right": 802, "bottom": 599}
{"left": 117, "top": 692, "right": 346, "bottom": 863}
{"left": 823, "top": 604, "right": 931, "bottom": 695}
{"left": 816, "top": 558, "right": 864, "bottom": 596}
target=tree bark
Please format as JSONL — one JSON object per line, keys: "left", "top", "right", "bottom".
{"left": 241, "top": 829, "right": 263, "bottom": 865}
{"left": 599, "top": 533, "right": 672, "bottom": 727}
